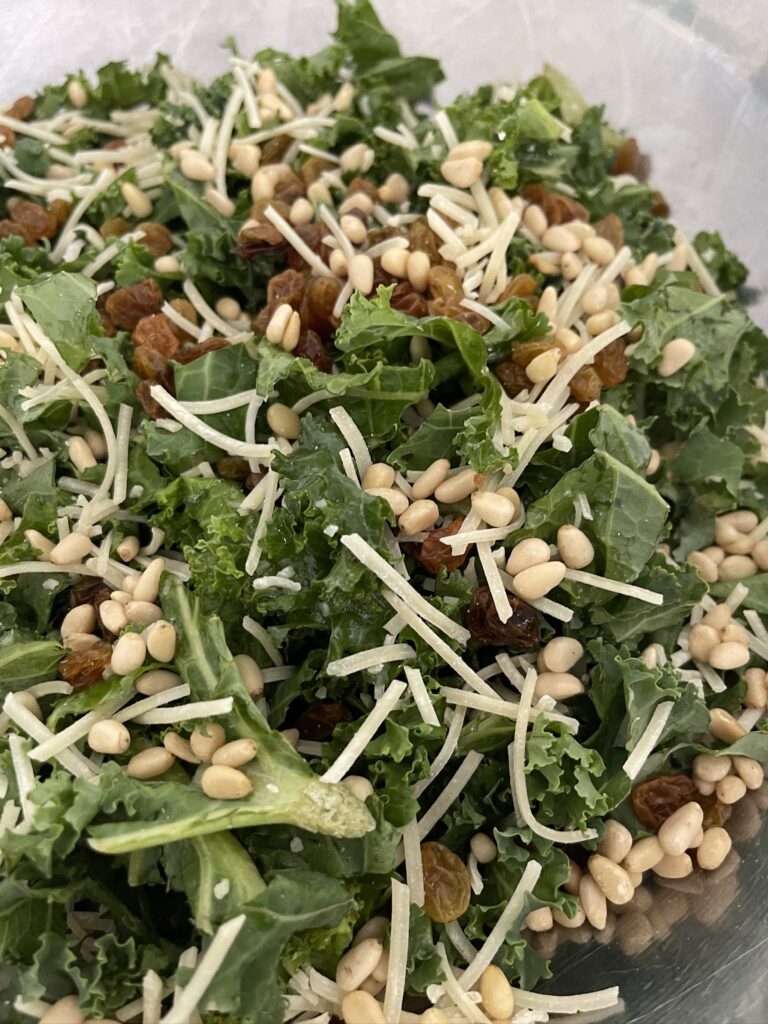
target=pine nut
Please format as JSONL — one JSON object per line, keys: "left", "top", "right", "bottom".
{"left": 479, "top": 965, "right": 514, "bottom": 1020}
{"left": 333, "top": 81, "right": 355, "bottom": 112}
{"left": 64, "top": 77, "right": 89, "bottom": 109}
{"left": 583, "top": 236, "right": 616, "bottom": 265}
{"left": 512, "top": 561, "right": 566, "bottom": 601}
{"left": 65, "top": 633, "right": 100, "bottom": 651}
{"left": 718, "top": 555, "right": 757, "bottom": 580}
{"left": 563, "top": 220, "right": 595, "bottom": 241}
{"left": 653, "top": 852, "right": 693, "bottom": 879}
{"left": 340, "top": 214, "right": 368, "bottom": 246}
{"left": 406, "top": 250, "right": 431, "bottom": 292}
{"left": 721, "top": 623, "right": 750, "bottom": 646}
{"left": 229, "top": 141, "right": 261, "bottom": 175}
{"left": 687, "top": 551, "right": 718, "bottom": 583}
{"left": 714, "top": 520, "right": 741, "bottom": 548}
{"left": 745, "top": 668, "right": 767, "bottom": 709}
{"left": 133, "top": 557, "right": 165, "bottom": 603}
{"left": 67, "top": 435, "right": 97, "bottom": 472}
{"left": 378, "top": 172, "right": 410, "bottom": 205}
{"left": 541, "top": 637, "right": 583, "bottom": 673}
{"left": 553, "top": 902, "right": 586, "bottom": 928}
{"left": 212, "top": 738, "right": 258, "bottom": 768}
{"left": 717, "top": 509, "right": 758, "bottom": 532}
{"left": 434, "top": 468, "right": 479, "bottom": 503}
{"left": 40, "top": 995, "right": 85, "bottom": 1024}
{"left": 523, "top": 204, "right": 547, "bottom": 236}
{"left": 234, "top": 654, "right": 264, "bottom": 696}
{"left": 123, "top": 574, "right": 139, "bottom": 594}
{"left": 526, "top": 347, "right": 560, "bottom": 384}
{"left": 146, "top": 620, "right": 176, "bottom": 663}
{"left": 561, "top": 252, "right": 583, "bottom": 280}
{"left": 506, "top": 537, "right": 550, "bottom": 575}
{"left": 125, "top": 600, "right": 163, "bottom": 625}
{"left": 733, "top": 756, "right": 764, "bottom": 790}
{"left": 342, "top": 775, "right": 374, "bottom": 801}
{"left": 753, "top": 538, "right": 768, "bottom": 570}
{"left": 697, "top": 827, "right": 732, "bottom": 871}
{"left": 365, "top": 487, "right": 409, "bottom": 516}
{"left": 709, "top": 708, "right": 746, "bottom": 743}
{"left": 529, "top": 253, "right": 560, "bottom": 275}
{"left": 536, "top": 285, "right": 558, "bottom": 321}
{"left": 398, "top": 499, "right": 439, "bottom": 536}
{"left": 597, "top": 820, "right": 633, "bottom": 863}
{"left": 329, "top": 249, "right": 348, "bottom": 277}
{"left": 708, "top": 641, "right": 750, "bottom": 671}
{"left": 658, "top": 337, "right": 696, "bottom": 377}
{"left": 215, "top": 296, "right": 242, "bottom": 322}
{"left": 116, "top": 535, "right": 140, "bottom": 562}
{"left": 163, "top": 732, "right": 200, "bottom": 763}
{"left": 100, "top": 599, "right": 127, "bottom": 635}
{"left": 307, "top": 180, "right": 332, "bottom": 205}
{"left": 203, "top": 185, "right": 235, "bottom": 217}
{"left": 266, "top": 403, "right": 301, "bottom": 440}
{"left": 471, "top": 491, "right": 517, "bottom": 528}
{"left": 266, "top": 303, "right": 293, "bottom": 344}
{"left": 361, "top": 464, "right": 395, "bottom": 491}
{"left": 624, "top": 266, "right": 647, "bottom": 287}
{"left": 658, "top": 802, "right": 703, "bottom": 857}
{"left": 542, "top": 225, "right": 580, "bottom": 253}
{"left": 447, "top": 139, "right": 492, "bottom": 163}
{"left": 721, "top": 532, "right": 755, "bottom": 555}
{"left": 135, "top": 671, "right": 182, "bottom": 696}
{"left": 470, "top": 832, "right": 497, "bottom": 864}
{"left": 121, "top": 181, "right": 152, "bottom": 218}
{"left": 563, "top": 859, "right": 581, "bottom": 894}
{"left": 641, "top": 252, "right": 659, "bottom": 282}
{"left": 579, "top": 874, "right": 608, "bottom": 930}
{"left": 49, "top": 531, "right": 91, "bottom": 565}
{"left": 700, "top": 545, "right": 725, "bottom": 565}
{"left": 61, "top": 603, "right": 96, "bottom": 639}
{"left": 554, "top": 327, "right": 581, "bottom": 353}
{"left": 126, "top": 747, "right": 175, "bottom": 780}
{"left": 341, "top": 990, "right": 386, "bottom": 1024}
{"left": 525, "top": 906, "right": 553, "bottom": 932}
{"left": 200, "top": 764, "right": 252, "bottom": 799}
{"left": 378, "top": 246, "right": 408, "bottom": 278}
{"left": 534, "top": 671, "right": 583, "bottom": 700}
{"left": 585, "top": 309, "right": 620, "bottom": 336}
{"left": 695, "top": 777, "right": 716, "bottom": 796}
{"left": 82, "top": 428, "right": 107, "bottom": 460}
{"left": 411, "top": 459, "right": 450, "bottom": 499}
{"left": 348, "top": 253, "right": 374, "bottom": 294}
{"left": 716, "top": 774, "right": 747, "bottom": 806}
{"left": 340, "top": 192, "right": 374, "bottom": 216}
{"left": 257, "top": 67, "right": 277, "bottom": 95}
{"left": 588, "top": 854, "right": 634, "bottom": 905}
{"left": 557, "top": 524, "right": 594, "bottom": 569}
{"left": 336, "top": 937, "right": 383, "bottom": 992}
{"left": 288, "top": 196, "right": 314, "bottom": 226}
{"left": 14, "top": 690, "right": 42, "bottom": 719}
{"left": 111, "top": 632, "right": 147, "bottom": 675}
{"left": 692, "top": 753, "right": 731, "bottom": 782}
{"left": 180, "top": 151, "right": 216, "bottom": 181}
{"left": 703, "top": 603, "right": 731, "bottom": 630}
{"left": 25, "top": 529, "right": 55, "bottom": 557}
{"left": 342, "top": 142, "right": 374, "bottom": 173}
{"left": 440, "top": 156, "right": 483, "bottom": 189}
{"left": 280, "top": 310, "right": 300, "bottom": 353}
{"left": 88, "top": 718, "right": 130, "bottom": 755}
{"left": 623, "top": 835, "right": 664, "bottom": 874}
{"left": 688, "top": 623, "right": 720, "bottom": 662}
{"left": 190, "top": 722, "right": 226, "bottom": 762}
{"left": 646, "top": 449, "right": 661, "bottom": 476}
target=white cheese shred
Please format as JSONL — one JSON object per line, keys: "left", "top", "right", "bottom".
{"left": 3, "top": 694, "right": 99, "bottom": 779}
{"left": 622, "top": 701, "right": 674, "bottom": 780}
{"left": 476, "top": 542, "right": 514, "bottom": 623}
{"left": 329, "top": 410, "right": 372, "bottom": 478}
{"left": 29, "top": 689, "right": 136, "bottom": 763}
{"left": 327, "top": 643, "right": 415, "bottom": 677}
{"left": 142, "top": 968, "right": 164, "bottom": 1024}
{"left": 403, "top": 666, "right": 440, "bottom": 726}
{"left": 160, "top": 915, "right": 246, "bottom": 1024}
{"left": 321, "top": 679, "right": 407, "bottom": 783}
{"left": 401, "top": 818, "right": 425, "bottom": 906}
{"left": 113, "top": 685, "right": 192, "bottom": 723}
{"left": 413, "top": 706, "right": 467, "bottom": 799}
{"left": 8, "top": 733, "right": 36, "bottom": 828}
{"left": 416, "top": 751, "right": 484, "bottom": 841}
{"left": 508, "top": 669, "right": 598, "bottom": 844}
{"left": 512, "top": 984, "right": 620, "bottom": 1015}
{"left": 149, "top": 385, "right": 274, "bottom": 460}
{"left": 383, "top": 879, "right": 410, "bottom": 1024}
{"left": 435, "top": 943, "right": 491, "bottom": 1024}
{"left": 182, "top": 279, "right": 243, "bottom": 338}
{"left": 242, "top": 615, "right": 284, "bottom": 665}
{"left": 245, "top": 468, "right": 280, "bottom": 575}
{"left": 445, "top": 921, "right": 478, "bottom": 965}
{"left": 263, "top": 204, "right": 334, "bottom": 278}
{"left": 563, "top": 568, "right": 664, "bottom": 605}
{"left": 133, "top": 696, "right": 233, "bottom": 725}
{"left": 443, "top": 686, "right": 578, "bottom": 730}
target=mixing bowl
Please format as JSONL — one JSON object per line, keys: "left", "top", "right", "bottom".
{"left": 2, "top": 1, "right": 767, "bottom": 1020}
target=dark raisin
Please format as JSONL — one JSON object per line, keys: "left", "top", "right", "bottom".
{"left": 249, "top": 198, "right": 290, "bottom": 224}
{"left": 132, "top": 314, "right": 181, "bottom": 358}
{"left": 0, "top": 219, "right": 34, "bottom": 244}
{"left": 389, "top": 282, "right": 429, "bottom": 318}
{"left": 216, "top": 456, "right": 251, "bottom": 480}
{"left": 410, "top": 517, "right": 470, "bottom": 575}
{"left": 174, "top": 338, "right": 230, "bottom": 363}
{"left": 10, "top": 200, "right": 58, "bottom": 240}
{"left": 294, "top": 702, "right": 353, "bottom": 741}
{"left": 612, "top": 138, "right": 650, "bottom": 180}
{"left": 105, "top": 278, "right": 164, "bottom": 330}
{"left": 299, "top": 275, "right": 340, "bottom": 339}
{"left": 631, "top": 773, "right": 697, "bottom": 830}
{"left": 273, "top": 170, "right": 306, "bottom": 205}
{"left": 594, "top": 339, "right": 628, "bottom": 388}
{"left": 69, "top": 578, "right": 112, "bottom": 609}
{"left": 236, "top": 223, "right": 287, "bottom": 259}
{"left": 294, "top": 329, "right": 332, "bottom": 372}
{"left": 464, "top": 586, "right": 540, "bottom": 649}
{"left": 569, "top": 366, "right": 602, "bottom": 404}
{"left": 495, "top": 358, "right": 530, "bottom": 397}
{"left": 650, "top": 190, "right": 670, "bottom": 218}
{"left": 167, "top": 298, "right": 198, "bottom": 340}
{"left": 59, "top": 641, "right": 113, "bottom": 691}
{"left": 245, "top": 470, "right": 265, "bottom": 492}
{"left": 137, "top": 221, "right": 173, "bottom": 256}
{"left": 136, "top": 379, "right": 171, "bottom": 419}
{"left": 261, "top": 135, "right": 292, "bottom": 163}
{"left": 511, "top": 338, "right": 557, "bottom": 368}
{"left": 287, "top": 223, "right": 332, "bottom": 272}
{"left": 347, "top": 177, "right": 379, "bottom": 202}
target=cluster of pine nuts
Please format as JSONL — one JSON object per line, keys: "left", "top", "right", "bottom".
{"left": 534, "top": 635, "right": 585, "bottom": 700}
{"left": 504, "top": 524, "right": 593, "bottom": 601}
{"left": 686, "top": 601, "right": 751, "bottom": 672}
{"left": 688, "top": 509, "right": 768, "bottom": 584}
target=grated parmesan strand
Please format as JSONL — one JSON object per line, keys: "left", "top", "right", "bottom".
{"left": 436, "top": 943, "right": 491, "bottom": 1024}
{"left": 563, "top": 568, "right": 664, "bottom": 605}
{"left": 383, "top": 879, "right": 410, "bottom": 1024}
{"left": 321, "top": 679, "right": 407, "bottom": 783}
{"left": 8, "top": 734, "right": 37, "bottom": 828}
{"left": 401, "top": 817, "right": 425, "bottom": 906}
{"left": 242, "top": 615, "right": 284, "bottom": 665}
{"left": 3, "top": 693, "right": 99, "bottom": 779}
{"left": 149, "top": 385, "right": 275, "bottom": 461}
{"left": 416, "top": 751, "right": 483, "bottom": 841}
{"left": 327, "top": 643, "right": 415, "bottom": 677}
{"left": 329, "top": 410, "right": 372, "bottom": 478}
{"left": 403, "top": 666, "right": 440, "bottom": 727}
{"left": 113, "top": 685, "right": 192, "bottom": 723}
{"left": 29, "top": 688, "right": 136, "bottom": 763}
{"left": 476, "top": 542, "right": 514, "bottom": 624}
{"left": 160, "top": 915, "right": 246, "bottom": 1024}
{"left": 244, "top": 468, "right": 280, "bottom": 575}
{"left": 413, "top": 706, "right": 467, "bottom": 799}
{"left": 622, "top": 701, "right": 674, "bottom": 780}
{"left": 132, "top": 696, "right": 233, "bottom": 725}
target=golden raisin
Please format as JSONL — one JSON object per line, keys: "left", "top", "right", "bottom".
{"left": 631, "top": 773, "right": 696, "bottom": 830}
{"left": 6, "top": 96, "right": 35, "bottom": 120}
{"left": 612, "top": 138, "right": 649, "bottom": 180}
{"left": 136, "top": 379, "right": 169, "bottom": 419}
{"left": 511, "top": 338, "right": 558, "bottom": 368}
{"left": 100, "top": 217, "right": 131, "bottom": 240}
{"left": 464, "top": 587, "right": 540, "bottom": 649}
{"left": 498, "top": 273, "right": 538, "bottom": 302}
{"left": 261, "top": 135, "right": 292, "bottom": 163}
{"left": 593, "top": 213, "right": 624, "bottom": 250}
{"left": 411, "top": 517, "right": 470, "bottom": 575}
{"left": 0, "top": 219, "right": 34, "bottom": 244}
{"left": 299, "top": 275, "right": 341, "bottom": 339}
{"left": 59, "top": 641, "right": 113, "bottom": 691}
{"left": 0, "top": 127, "right": 15, "bottom": 147}
{"left": 216, "top": 456, "right": 251, "bottom": 480}
{"left": 594, "top": 338, "right": 628, "bottom": 388}
{"left": 299, "top": 154, "right": 335, "bottom": 185}
{"left": 409, "top": 220, "right": 443, "bottom": 264}
{"left": 421, "top": 842, "right": 471, "bottom": 923}
{"left": 9, "top": 200, "right": 58, "bottom": 241}
{"left": 236, "top": 222, "right": 287, "bottom": 258}
{"left": 137, "top": 221, "right": 173, "bottom": 256}
{"left": 168, "top": 298, "right": 198, "bottom": 340}
{"left": 132, "top": 314, "right": 180, "bottom": 358}
{"left": 347, "top": 177, "right": 379, "bottom": 202}
{"left": 287, "top": 223, "right": 332, "bottom": 272}
{"left": 48, "top": 198, "right": 72, "bottom": 227}
{"left": 273, "top": 169, "right": 306, "bottom": 205}
{"left": 132, "top": 345, "right": 169, "bottom": 381}
{"left": 249, "top": 197, "right": 291, "bottom": 223}
{"left": 427, "top": 265, "right": 463, "bottom": 306}
{"left": 174, "top": 338, "right": 230, "bottom": 363}
{"left": 569, "top": 365, "right": 602, "bottom": 403}
{"left": 494, "top": 358, "right": 529, "bottom": 397}
{"left": 105, "top": 278, "right": 164, "bottom": 330}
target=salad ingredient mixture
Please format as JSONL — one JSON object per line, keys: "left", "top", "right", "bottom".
{"left": 0, "top": 1, "right": 767, "bottom": 1022}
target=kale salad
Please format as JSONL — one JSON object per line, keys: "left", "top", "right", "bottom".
{"left": 0, "top": 2, "right": 767, "bottom": 1022}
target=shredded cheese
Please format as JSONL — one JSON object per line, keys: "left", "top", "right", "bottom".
{"left": 416, "top": 751, "right": 483, "bottom": 841}
{"left": 244, "top": 468, "right": 280, "bottom": 575}
{"left": 263, "top": 204, "right": 334, "bottom": 277}
{"left": 149, "top": 384, "right": 274, "bottom": 460}
{"left": 443, "top": 686, "right": 578, "bottom": 730}
{"left": 401, "top": 817, "right": 425, "bottom": 906}
{"left": 321, "top": 679, "right": 407, "bottom": 783}
{"left": 622, "top": 701, "right": 674, "bottom": 780}
{"left": 383, "top": 880, "right": 410, "bottom": 1024}
{"left": 512, "top": 985, "right": 620, "bottom": 1014}
{"left": 329, "top": 410, "right": 372, "bottom": 478}
{"left": 8, "top": 734, "right": 37, "bottom": 828}
{"left": 327, "top": 643, "right": 415, "bottom": 677}
{"left": 29, "top": 689, "right": 136, "bottom": 763}
{"left": 445, "top": 921, "right": 478, "bottom": 965}
{"left": 413, "top": 706, "right": 467, "bottom": 799}
{"left": 476, "top": 542, "right": 514, "bottom": 623}
{"left": 563, "top": 568, "right": 664, "bottom": 605}
{"left": 509, "top": 669, "right": 598, "bottom": 843}
{"left": 436, "top": 943, "right": 491, "bottom": 1024}
{"left": 113, "top": 685, "right": 192, "bottom": 723}
{"left": 403, "top": 666, "right": 440, "bottom": 726}
{"left": 160, "top": 915, "right": 246, "bottom": 1024}
{"left": 242, "top": 615, "right": 284, "bottom": 665}
{"left": 132, "top": 697, "right": 233, "bottom": 725}
{"left": 3, "top": 693, "right": 99, "bottom": 779}
{"left": 441, "top": 525, "right": 512, "bottom": 555}
{"left": 142, "top": 969, "right": 164, "bottom": 1024}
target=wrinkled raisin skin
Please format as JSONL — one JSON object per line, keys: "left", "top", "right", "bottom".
{"left": 294, "top": 329, "right": 332, "bottom": 372}
{"left": 137, "top": 221, "right": 173, "bottom": 256}
{"left": 421, "top": 842, "right": 471, "bottom": 923}
{"left": 631, "top": 773, "right": 696, "bottom": 830}
{"left": 106, "top": 278, "right": 164, "bottom": 330}
{"left": 464, "top": 587, "right": 540, "bottom": 649}
{"left": 594, "top": 339, "right": 628, "bottom": 388}
{"left": 495, "top": 358, "right": 530, "bottom": 397}
{"left": 59, "top": 641, "right": 113, "bottom": 692}
{"left": 10, "top": 200, "right": 58, "bottom": 241}
{"left": 293, "top": 702, "right": 353, "bottom": 741}
{"left": 174, "top": 338, "right": 230, "bottom": 364}
{"left": 410, "top": 517, "right": 470, "bottom": 575}
{"left": 569, "top": 365, "right": 602, "bottom": 404}
{"left": 132, "top": 314, "right": 181, "bottom": 358}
